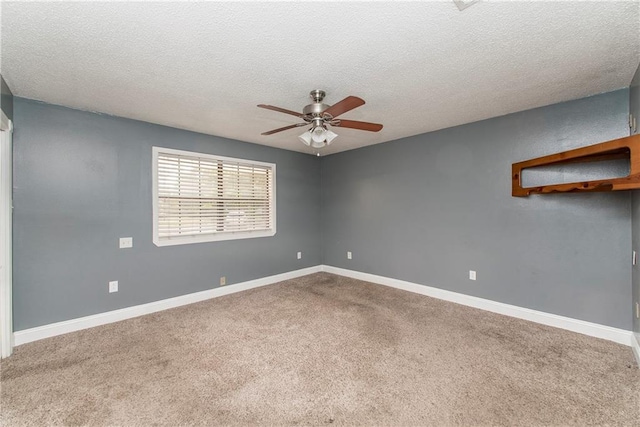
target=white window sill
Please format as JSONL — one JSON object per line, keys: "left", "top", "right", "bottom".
{"left": 153, "top": 229, "right": 276, "bottom": 247}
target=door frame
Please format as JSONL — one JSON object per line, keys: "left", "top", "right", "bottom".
{"left": 0, "top": 108, "right": 13, "bottom": 358}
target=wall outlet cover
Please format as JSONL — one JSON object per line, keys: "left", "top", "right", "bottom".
{"left": 220, "top": 276, "right": 226, "bottom": 286}
{"left": 119, "top": 237, "right": 133, "bottom": 249}
{"left": 469, "top": 270, "right": 477, "bottom": 280}
{"left": 297, "top": 251, "right": 302, "bottom": 260}
{"left": 347, "top": 251, "right": 352, "bottom": 260}
{"left": 108, "top": 281, "right": 118, "bottom": 293}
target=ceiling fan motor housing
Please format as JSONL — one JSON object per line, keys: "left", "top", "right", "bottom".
{"left": 303, "top": 102, "right": 330, "bottom": 119}
{"left": 302, "top": 90, "right": 332, "bottom": 120}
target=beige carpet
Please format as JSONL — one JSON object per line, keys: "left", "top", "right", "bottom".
{"left": 1, "top": 273, "right": 638, "bottom": 426}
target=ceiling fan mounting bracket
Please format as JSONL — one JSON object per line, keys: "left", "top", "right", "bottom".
{"left": 310, "top": 89, "right": 326, "bottom": 103}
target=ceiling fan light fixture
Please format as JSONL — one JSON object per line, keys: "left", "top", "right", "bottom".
{"left": 298, "top": 130, "right": 312, "bottom": 146}
{"left": 325, "top": 129, "right": 338, "bottom": 145}
{"left": 304, "top": 126, "right": 338, "bottom": 148}
{"left": 310, "top": 140, "right": 326, "bottom": 149}
{"left": 311, "top": 126, "right": 327, "bottom": 143}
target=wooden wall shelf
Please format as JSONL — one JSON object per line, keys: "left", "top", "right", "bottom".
{"left": 512, "top": 134, "right": 640, "bottom": 197}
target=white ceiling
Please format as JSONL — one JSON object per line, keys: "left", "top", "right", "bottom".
{"left": 1, "top": 1, "right": 639, "bottom": 156}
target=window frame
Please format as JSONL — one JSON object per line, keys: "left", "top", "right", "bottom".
{"left": 152, "top": 146, "right": 276, "bottom": 247}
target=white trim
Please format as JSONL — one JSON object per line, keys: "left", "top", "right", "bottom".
{"left": 0, "top": 122, "right": 12, "bottom": 358}
{"left": 320, "top": 265, "right": 633, "bottom": 347}
{"left": 153, "top": 146, "right": 277, "bottom": 170}
{"left": 14, "top": 266, "right": 320, "bottom": 346}
{"left": 153, "top": 229, "right": 276, "bottom": 247}
{"left": 151, "top": 146, "right": 277, "bottom": 247}
{"left": 13, "top": 265, "right": 635, "bottom": 351}
{"left": 631, "top": 334, "right": 640, "bottom": 366}
{"left": 0, "top": 110, "right": 10, "bottom": 132}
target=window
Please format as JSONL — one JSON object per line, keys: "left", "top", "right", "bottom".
{"left": 153, "top": 147, "right": 276, "bottom": 246}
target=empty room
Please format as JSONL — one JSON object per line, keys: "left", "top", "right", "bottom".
{"left": 1, "top": 1, "right": 639, "bottom": 425}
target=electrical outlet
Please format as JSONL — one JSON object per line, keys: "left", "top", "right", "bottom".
{"left": 469, "top": 270, "right": 476, "bottom": 281}
{"left": 119, "top": 237, "right": 133, "bottom": 249}
{"left": 297, "top": 251, "right": 302, "bottom": 260}
{"left": 636, "top": 302, "right": 639, "bottom": 319}
{"left": 220, "top": 276, "right": 226, "bottom": 286}
{"left": 109, "top": 281, "right": 118, "bottom": 293}
{"left": 347, "top": 251, "right": 352, "bottom": 260}
{"left": 633, "top": 250, "right": 637, "bottom": 266}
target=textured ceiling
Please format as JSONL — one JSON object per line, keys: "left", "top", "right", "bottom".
{"left": 1, "top": 1, "right": 639, "bottom": 155}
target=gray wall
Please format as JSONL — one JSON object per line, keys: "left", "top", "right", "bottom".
{"left": 0, "top": 75, "right": 13, "bottom": 120}
{"left": 12, "top": 98, "right": 321, "bottom": 331}
{"left": 630, "top": 62, "right": 640, "bottom": 340}
{"left": 321, "top": 89, "right": 632, "bottom": 330}
{"left": 11, "top": 89, "right": 636, "bottom": 332}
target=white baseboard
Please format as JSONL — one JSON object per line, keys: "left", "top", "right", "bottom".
{"left": 320, "top": 265, "right": 634, "bottom": 347}
{"left": 632, "top": 334, "right": 640, "bottom": 366}
{"left": 13, "top": 264, "right": 635, "bottom": 351}
{"left": 13, "top": 266, "right": 321, "bottom": 346}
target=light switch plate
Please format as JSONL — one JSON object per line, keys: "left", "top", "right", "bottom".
{"left": 119, "top": 237, "right": 133, "bottom": 249}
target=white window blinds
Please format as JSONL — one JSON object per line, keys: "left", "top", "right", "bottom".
{"left": 153, "top": 147, "right": 276, "bottom": 246}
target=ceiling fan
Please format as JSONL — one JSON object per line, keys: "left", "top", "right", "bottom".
{"left": 258, "top": 90, "right": 383, "bottom": 149}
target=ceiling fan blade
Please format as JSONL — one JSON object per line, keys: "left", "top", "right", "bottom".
{"left": 261, "top": 123, "right": 308, "bottom": 136}
{"left": 257, "top": 104, "right": 305, "bottom": 118}
{"left": 332, "top": 119, "right": 383, "bottom": 132}
{"left": 322, "top": 96, "right": 365, "bottom": 119}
